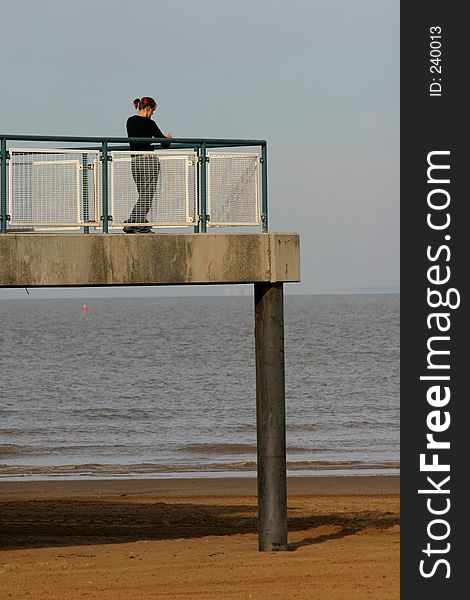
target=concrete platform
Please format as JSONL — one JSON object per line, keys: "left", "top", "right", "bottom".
{"left": 0, "top": 233, "right": 300, "bottom": 287}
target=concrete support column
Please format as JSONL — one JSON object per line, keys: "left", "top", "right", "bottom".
{"left": 254, "top": 282, "right": 288, "bottom": 551}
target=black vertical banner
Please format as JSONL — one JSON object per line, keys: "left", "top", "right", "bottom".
{"left": 401, "top": 3, "right": 466, "bottom": 598}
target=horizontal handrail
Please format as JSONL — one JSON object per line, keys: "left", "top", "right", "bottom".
{"left": 0, "top": 134, "right": 266, "bottom": 146}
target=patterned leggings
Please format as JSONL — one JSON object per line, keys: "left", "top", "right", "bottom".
{"left": 128, "top": 154, "right": 161, "bottom": 223}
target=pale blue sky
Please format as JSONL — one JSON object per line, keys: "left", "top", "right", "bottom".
{"left": 0, "top": 0, "right": 399, "bottom": 297}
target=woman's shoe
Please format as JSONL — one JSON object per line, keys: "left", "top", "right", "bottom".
{"left": 123, "top": 226, "right": 153, "bottom": 233}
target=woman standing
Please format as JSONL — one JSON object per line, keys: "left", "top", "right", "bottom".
{"left": 123, "top": 97, "right": 173, "bottom": 233}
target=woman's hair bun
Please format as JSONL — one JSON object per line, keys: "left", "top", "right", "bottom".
{"left": 133, "top": 96, "right": 156, "bottom": 110}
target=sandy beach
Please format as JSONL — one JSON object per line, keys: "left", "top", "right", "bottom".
{"left": 0, "top": 476, "right": 400, "bottom": 599}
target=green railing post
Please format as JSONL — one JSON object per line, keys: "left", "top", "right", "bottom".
{"left": 199, "top": 142, "right": 208, "bottom": 233}
{"left": 1, "top": 138, "right": 7, "bottom": 233}
{"left": 193, "top": 145, "right": 200, "bottom": 233}
{"left": 261, "top": 142, "right": 268, "bottom": 232}
{"left": 101, "top": 140, "right": 109, "bottom": 233}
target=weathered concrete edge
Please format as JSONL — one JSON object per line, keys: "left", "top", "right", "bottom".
{"left": 269, "top": 232, "right": 301, "bottom": 283}
{"left": 0, "top": 233, "right": 301, "bottom": 287}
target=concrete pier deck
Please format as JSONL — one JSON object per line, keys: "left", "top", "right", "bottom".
{"left": 0, "top": 233, "right": 300, "bottom": 288}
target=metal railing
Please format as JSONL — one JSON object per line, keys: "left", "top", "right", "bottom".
{"left": 0, "top": 135, "right": 268, "bottom": 234}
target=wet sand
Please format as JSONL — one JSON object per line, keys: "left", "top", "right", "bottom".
{"left": 0, "top": 476, "right": 400, "bottom": 599}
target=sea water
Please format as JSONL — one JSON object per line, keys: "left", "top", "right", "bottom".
{"left": 0, "top": 294, "right": 399, "bottom": 480}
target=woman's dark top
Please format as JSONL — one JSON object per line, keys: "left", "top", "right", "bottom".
{"left": 126, "top": 115, "right": 167, "bottom": 151}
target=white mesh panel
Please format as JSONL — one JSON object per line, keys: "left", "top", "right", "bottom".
{"left": 8, "top": 149, "right": 100, "bottom": 228}
{"left": 207, "top": 152, "right": 260, "bottom": 226}
{"left": 110, "top": 151, "right": 197, "bottom": 227}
